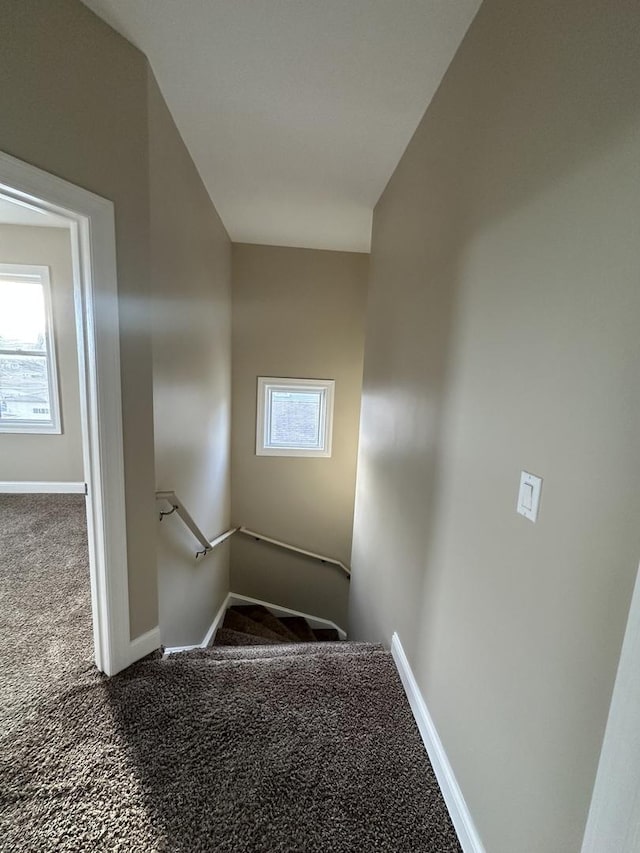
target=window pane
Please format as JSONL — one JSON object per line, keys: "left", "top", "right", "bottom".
{"left": 0, "top": 354, "right": 51, "bottom": 423}
{"left": 0, "top": 279, "right": 47, "bottom": 351}
{"left": 269, "top": 389, "right": 323, "bottom": 448}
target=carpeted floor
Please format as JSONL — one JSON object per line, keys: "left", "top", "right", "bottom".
{"left": 2, "top": 644, "right": 461, "bottom": 852}
{"left": 0, "top": 493, "right": 93, "bottom": 736}
{"left": 0, "top": 496, "right": 461, "bottom": 852}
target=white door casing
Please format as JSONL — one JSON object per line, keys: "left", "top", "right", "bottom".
{"left": 0, "top": 150, "right": 133, "bottom": 676}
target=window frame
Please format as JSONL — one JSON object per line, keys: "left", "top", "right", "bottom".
{"left": 256, "top": 376, "right": 335, "bottom": 458}
{"left": 0, "top": 263, "right": 62, "bottom": 434}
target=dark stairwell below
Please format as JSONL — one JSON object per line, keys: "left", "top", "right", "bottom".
{"left": 214, "top": 603, "right": 340, "bottom": 647}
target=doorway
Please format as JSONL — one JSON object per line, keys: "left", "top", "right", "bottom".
{"left": 0, "top": 150, "right": 131, "bottom": 677}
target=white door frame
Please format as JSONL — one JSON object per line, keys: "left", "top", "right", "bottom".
{"left": 0, "top": 150, "right": 131, "bottom": 676}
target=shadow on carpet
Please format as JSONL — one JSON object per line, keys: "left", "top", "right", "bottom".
{"left": 1, "top": 640, "right": 461, "bottom": 852}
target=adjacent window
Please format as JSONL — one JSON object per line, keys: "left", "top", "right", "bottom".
{"left": 0, "top": 264, "right": 61, "bottom": 434}
{"left": 256, "top": 377, "right": 335, "bottom": 457}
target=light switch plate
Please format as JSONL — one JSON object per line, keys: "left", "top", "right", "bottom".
{"left": 517, "top": 471, "right": 542, "bottom": 522}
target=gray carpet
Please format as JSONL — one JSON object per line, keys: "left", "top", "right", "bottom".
{"left": 0, "top": 493, "right": 92, "bottom": 736}
{"left": 0, "top": 495, "right": 461, "bottom": 852}
{"left": 215, "top": 605, "right": 341, "bottom": 646}
{"left": 1, "top": 642, "right": 461, "bottom": 851}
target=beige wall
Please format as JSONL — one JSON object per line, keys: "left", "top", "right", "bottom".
{"left": 0, "top": 0, "right": 157, "bottom": 638}
{"left": 350, "top": 1, "right": 640, "bottom": 851}
{"left": 231, "top": 244, "right": 367, "bottom": 627}
{"left": 149, "top": 72, "right": 232, "bottom": 648}
{"left": 0, "top": 224, "right": 83, "bottom": 481}
{"left": 0, "top": 0, "right": 234, "bottom": 643}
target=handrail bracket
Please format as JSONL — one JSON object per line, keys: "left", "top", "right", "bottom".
{"left": 159, "top": 504, "right": 178, "bottom": 521}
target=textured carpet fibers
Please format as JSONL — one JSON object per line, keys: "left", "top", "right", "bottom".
{"left": 0, "top": 494, "right": 92, "bottom": 736}
{"left": 221, "top": 608, "right": 287, "bottom": 642}
{"left": 2, "top": 641, "right": 462, "bottom": 852}
{"left": 230, "top": 605, "right": 301, "bottom": 642}
{"left": 214, "top": 626, "right": 283, "bottom": 646}
{"left": 0, "top": 496, "right": 460, "bottom": 851}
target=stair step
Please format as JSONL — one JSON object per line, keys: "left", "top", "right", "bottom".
{"left": 221, "top": 609, "right": 287, "bottom": 643}
{"left": 231, "top": 605, "right": 301, "bottom": 643}
{"left": 278, "top": 616, "right": 316, "bottom": 643}
{"left": 169, "top": 641, "right": 384, "bottom": 662}
{"left": 214, "top": 628, "right": 283, "bottom": 647}
{"left": 312, "top": 628, "right": 340, "bottom": 642}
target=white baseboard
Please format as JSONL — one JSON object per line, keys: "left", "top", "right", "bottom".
{"left": 164, "top": 594, "right": 231, "bottom": 655}
{"left": 128, "top": 626, "right": 162, "bottom": 664}
{"left": 391, "top": 632, "right": 485, "bottom": 853}
{"left": 228, "top": 592, "right": 347, "bottom": 639}
{"left": 0, "top": 480, "right": 86, "bottom": 494}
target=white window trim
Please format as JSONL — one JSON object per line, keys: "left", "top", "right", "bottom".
{"left": 256, "top": 376, "right": 335, "bottom": 458}
{"left": 0, "top": 263, "right": 62, "bottom": 434}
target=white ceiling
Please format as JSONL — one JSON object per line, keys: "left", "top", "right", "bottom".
{"left": 82, "top": 0, "right": 480, "bottom": 252}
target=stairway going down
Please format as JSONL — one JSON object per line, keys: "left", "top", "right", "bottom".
{"left": 2, "top": 584, "right": 462, "bottom": 852}
{"left": 214, "top": 603, "right": 341, "bottom": 647}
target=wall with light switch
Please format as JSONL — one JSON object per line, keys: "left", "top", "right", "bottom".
{"left": 349, "top": 1, "right": 640, "bottom": 851}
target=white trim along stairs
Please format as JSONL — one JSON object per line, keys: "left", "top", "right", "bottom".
{"left": 163, "top": 593, "right": 347, "bottom": 655}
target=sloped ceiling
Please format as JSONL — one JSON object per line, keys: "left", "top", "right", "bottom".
{"left": 82, "top": 0, "right": 480, "bottom": 252}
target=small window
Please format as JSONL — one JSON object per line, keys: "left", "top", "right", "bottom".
{"left": 0, "top": 264, "right": 61, "bottom": 434}
{"left": 256, "top": 377, "right": 335, "bottom": 457}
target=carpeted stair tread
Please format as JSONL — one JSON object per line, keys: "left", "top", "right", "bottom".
{"left": 278, "top": 616, "right": 317, "bottom": 642}
{"left": 313, "top": 628, "right": 340, "bottom": 642}
{"left": 230, "top": 604, "right": 301, "bottom": 642}
{"left": 214, "top": 628, "right": 283, "bottom": 647}
{"left": 164, "top": 645, "right": 392, "bottom": 674}
{"left": 221, "top": 608, "right": 288, "bottom": 643}
{"left": 173, "top": 641, "right": 384, "bottom": 663}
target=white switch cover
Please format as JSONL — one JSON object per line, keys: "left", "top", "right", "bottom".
{"left": 517, "top": 471, "right": 542, "bottom": 522}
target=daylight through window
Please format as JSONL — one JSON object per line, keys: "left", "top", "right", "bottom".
{"left": 256, "top": 377, "right": 335, "bottom": 457}
{"left": 0, "top": 264, "right": 61, "bottom": 433}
